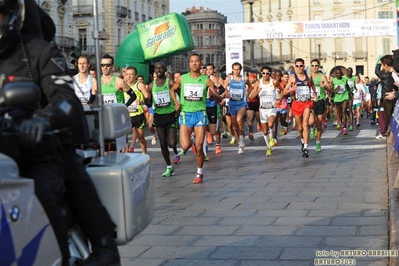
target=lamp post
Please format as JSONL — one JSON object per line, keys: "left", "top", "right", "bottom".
{"left": 318, "top": 44, "right": 321, "bottom": 62}
{"left": 248, "top": 1, "right": 254, "bottom": 68}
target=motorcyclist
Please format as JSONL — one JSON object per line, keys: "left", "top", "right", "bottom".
{"left": 0, "top": 1, "right": 125, "bottom": 265}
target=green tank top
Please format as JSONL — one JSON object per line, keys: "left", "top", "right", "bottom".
{"left": 101, "top": 75, "right": 124, "bottom": 104}
{"left": 333, "top": 76, "right": 349, "bottom": 103}
{"left": 180, "top": 73, "right": 208, "bottom": 112}
{"left": 313, "top": 73, "right": 326, "bottom": 100}
{"left": 152, "top": 78, "right": 175, "bottom": 115}
{"left": 345, "top": 75, "right": 356, "bottom": 93}
{"left": 124, "top": 81, "right": 144, "bottom": 117}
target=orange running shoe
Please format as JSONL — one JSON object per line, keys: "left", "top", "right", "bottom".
{"left": 193, "top": 173, "right": 203, "bottom": 184}
{"left": 129, "top": 146, "right": 134, "bottom": 153}
{"left": 191, "top": 143, "right": 197, "bottom": 154}
{"left": 207, "top": 133, "right": 213, "bottom": 144}
{"left": 215, "top": 145, "right": 222, "bottom": 154}
{"left": 249, "top": 132, "right": 254, "bottom": 140}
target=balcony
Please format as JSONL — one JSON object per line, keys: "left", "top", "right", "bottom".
{"left": 54, "top": 36, "right": 75, "bottom": 48}
{"left": 142, "top": 14, "right": 146, "bottom": 21}
{"left": 116, "top": 5, "right": 128, "bottom": 18}
{"left": 128, "top": 9, "right": 132, "bottom": 19}
{"left": 332, "top": 51, "right": 348, "bottom": 61}
{"left": 73, "top": 5, "right": 93, "bottom": 16}
{"left": 352, "top": 51, "right": 368, "bottom": 61}
{"left": 135, "top": 12, "right": 139, "bottom": 21}
{"left": 310, "top": 52, "right": 328, "bottom": 61}
{"left": 81, "top": 45, "right": 96, "bottom": 55}
{"left": 282, "top": 54, "right": 296, "bottom": 62}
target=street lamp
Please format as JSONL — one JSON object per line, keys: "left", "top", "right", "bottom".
{"left": 248, "top": 1, "right": 254, "bottom": 68}
{"left": 318, "top": 44, "right": 321, "bottom": 62}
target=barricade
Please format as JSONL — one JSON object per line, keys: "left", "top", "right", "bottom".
{"left": 387, "top": 100, "right": 399, "bottom": 266}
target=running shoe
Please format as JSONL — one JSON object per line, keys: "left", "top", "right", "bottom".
{"left": 215, "top": 145, "right": 222, "bottom": 154}
{"left": 280, "top": 127, "right": 286, "bottom": 136}
{"left": 238, "top": 147, "right": 243, "bottom": 154}
{"left": 222, "top": 132, "right": 229, "bottom": 138}
{"left": 292, "top": 125, "right": 296, "bottom": 131}
{"left": 273, "top": 137, "right": 278, "bottom": 146}
{"left": 151, "top": 135, "right": 157, "bottom": 145}
{"left": 269, "top": 137, "right": 275, "bottom": 147}
{"left": 191, "top": 143, "right": 197, "bottom": 154}
{"left": 332, "top": 122, "right": 337, "bottom": 126}
{"left": 266, "top": 147, "right": 272, "bottom": 156}
{"left": 343, "top": 128, "right": 348, "bottom": 135}
{"left": 249, "top": 132, "right": 254, "bottom": 140}
{"left": 302, "top": 148, "right": 309, "bottom": 158}
{"left": 349, "top": 125, "right": 353, "bottom": 131}
{"left": 129, "top": 146, "right": 134, "bottom": 153}
{"left": 375, "top": 134, "right": 387, "bottom": 140}
{"left": 193, "top": 173, "right": 203, "bottom": 184}
{"left": 257, "top": 124, "right": 262, "bottom": 131}
{"left": 356, "top": 122, "right": 360, "bottom": 128}
{"left": 323, "top": 123, "right": 327, "bottom": 129}
{"left": 336, "top": 124, "right": 341, "bottom": 130}
{"left": 162, "top": 167, "right": 174, "bottom": 177}
{"left": 204, "top": 156, "right": 209, "bottom": 161}
{"left": 174, "top": 155, "right": 181, "bottom": 164}
{"left": 178, "top": 149, "right": 186, "bottom": 156}
{"left": 230, "top": 137, "right": 236, "bottom": 145}
{"left": 301, "top": 143, "right": 304, "bottom": 152}
{"left": 310, "top": 127, "right": 316, "bottom": 139}
{"left": 315, "top": 143, "right": 321, "bottom": 152}
{"left": 207, "top": 133, "right": 213, "bottom": 144}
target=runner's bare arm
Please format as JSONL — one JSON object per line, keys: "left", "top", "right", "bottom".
{"left": 170, "top": 76, "right": 182, "bottom": 110}
{"left": 249, "top": 80, "right": 260, "bottom": 99}
{"left": 207, "top": 79, "right": 222, "bottom": 103}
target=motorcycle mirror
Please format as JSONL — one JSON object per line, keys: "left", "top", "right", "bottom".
{"left": 0, "top": 82, "right": 41, "bottom": 109}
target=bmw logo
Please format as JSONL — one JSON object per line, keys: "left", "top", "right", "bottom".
{"left": 10, "top": 206, "right": 20, "bottom": 222}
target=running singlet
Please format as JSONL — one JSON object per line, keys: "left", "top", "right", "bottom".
{"left": 312, "top": 73, "right": 326, "bottom": 100}
{"left": 333, "top": 77, "right": 349, "bottom": 103}
{"left": 229, "top": 78, "right": 246, "bottom": 102}
{"left": 345, "top": 75, "right": 356, "bottom": 93}
{"left": 258, "top": 79, "right": 277, "bottom": 109}
{"left": 293, "top": 74, "right": 311, "bottom": 102}
{"left": 152, "top": 78, "right": 175, "bottom": 115}
{"left": 73, "top": 74, "right": 92, "bottom": 104}
{"left": 180, "top": 73, "right": 208, "bottom": 112}
{"left": 124, "top": 81, "right": 144, "bottom": 117}
{"left": 353, "top": 83, "right": 364, "bottom": 102}
{"left": 101, "top": 75, "right": 119, "bottom": 104}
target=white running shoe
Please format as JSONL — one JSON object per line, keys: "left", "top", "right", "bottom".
{"left": 238, "top": 147, "right": 243, "bottom": 154}
{"left": 151, "top": 135, "right": 157, "bottom": 145}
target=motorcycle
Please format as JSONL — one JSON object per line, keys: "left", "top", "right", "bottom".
{"left": 0, "top": 82, "right": 155, "bottom": 265}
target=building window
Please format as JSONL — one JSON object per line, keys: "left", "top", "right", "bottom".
{"left": 355, "top": 65, "right": 364, "bottom": 76}
{"left": 78, "top": 28, "right": 87, "bottom": 51}
{"left": 382, "top": 38, "right": 391, "bottom": 55}
{"left": 378, "top": 11, "right": 394, "bottom": 19}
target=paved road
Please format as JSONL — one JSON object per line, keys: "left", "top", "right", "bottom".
{"left": 120, "top": 117, "right": 389, "bottom": 266}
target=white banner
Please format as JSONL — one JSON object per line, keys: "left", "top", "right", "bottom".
{"left": 225, "top": 19, "right": 397, "bottom": 74}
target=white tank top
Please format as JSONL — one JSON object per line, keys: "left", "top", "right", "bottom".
{"left": 258, "top": 78, "right": 277, "bottom": 109}
{"left": 73, "top": 74, "right": 92, "bottom": 104}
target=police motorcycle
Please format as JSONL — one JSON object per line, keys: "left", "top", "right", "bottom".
{"left": 0, "top": 83, "right": 155, "bottom": 265}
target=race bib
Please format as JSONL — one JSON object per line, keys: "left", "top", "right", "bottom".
{"left": 335, "top": 84, "right": 345, "bottom": 94}
{"left": 295, "top": 86, "right": 310, "bottom": 102}
{"left": 348, "top": 80, "right": 354, "bottom": 89}
{"left": 315, "top": 86, "right": 321, "bottom": 98}
{"left": 184, "top": 83, "right": 203, "bottom": 101}
{"left": 153, "top": 91, "right": 170, "bottom": 107}
{"left": 230, "top": 88, "right": 243, "bottom": 101}
{"left": 127, "top": 102, "right": 138, "bottom": 113}
{"left": 104, "top": 93, "right": 116, "bottom": 103}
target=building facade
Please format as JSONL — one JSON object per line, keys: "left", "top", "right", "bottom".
{"left": 240, "top": 0, "right": 397, "bottom": 77}
{"left": 169, "top": 7, "right": 227, "bottom": 74}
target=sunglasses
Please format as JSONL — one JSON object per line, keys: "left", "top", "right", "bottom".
{"left": 311, "top": 64, "right": 319, "bottom": 67}
{"left": 200, "top": 66, "right": 206, "bottom": 69}
{"left": 101, "top": 63, "right": 113, "bottom": 67}
{"left": 261, "top": 72, "right": 271, "bottom": 75}
{"left": 295, "top": 64, "right": 304, "bottom": 68}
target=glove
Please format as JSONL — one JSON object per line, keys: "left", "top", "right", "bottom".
{"left": 19, "top": 116, "right": 51, "bottom": 148}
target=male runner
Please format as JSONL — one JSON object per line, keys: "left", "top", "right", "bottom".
{"left": 73, "top": 55, "right": 97, "bottom": 105}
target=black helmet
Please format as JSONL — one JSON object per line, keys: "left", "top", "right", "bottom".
{"left": 0, "top": 0, "right": 25, "bottom": 39}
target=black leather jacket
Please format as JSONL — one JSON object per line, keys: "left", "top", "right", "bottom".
{"left": 375, "top": 63, "right": 397, "bottom": 94}
{"left": 0, "top": 35, "right": 89, "bottom": 148}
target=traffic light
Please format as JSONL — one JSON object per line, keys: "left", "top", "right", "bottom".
{"left": 69, "top": 45, "right": 81, "bottom": 67}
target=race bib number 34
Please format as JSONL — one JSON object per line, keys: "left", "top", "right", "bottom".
{"left": 184, "top": 84, "right": 204, "bottom": 101}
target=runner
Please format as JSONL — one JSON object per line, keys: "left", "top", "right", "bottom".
{"left": 310, "top": 59, "right": 332, "bottom": 152}
{"left": 330, "top": 68, "right": 350, "bottom": 135}
{"left": 283, "top": 58, "right": 317, "bottom": 158}
{"left": 170, "top": 53, "right": 222, "bottom": 184}
{"left": 223, "top": 62, "right": 252, "bottom": 154}
{"left": 344, "top": 67, "right": 356, "bottom": 131}
{"left": 124, "top": 66, "right": 150, "bottom": 154}
{"left": 353, "top": 75, "right": 366, "bottom": 128}
{"left": 250, "top": 66, "right": 282, "bottom": 156}
{"left": 246, "top": 73, "right": 260, "bottom": 141}
{"left": 148, "top": 63, "right": 180, "bottom": 177}
{"left": 73, "top": 55, "right": 97, "bottom": 105}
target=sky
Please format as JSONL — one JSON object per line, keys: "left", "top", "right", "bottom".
{"left": 169, "top": 0, "right": 244, "bottom": 23}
